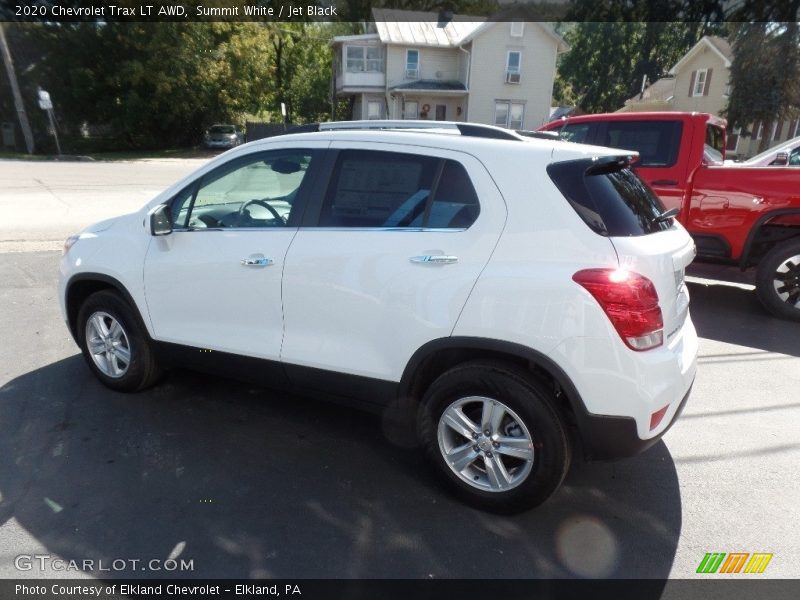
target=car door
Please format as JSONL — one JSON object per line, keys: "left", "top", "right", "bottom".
{"left": 280, "top": 142, "right": 507, "bottom": 391}
{"left": 143, "top": 143, "right": 326, "bottom": 361}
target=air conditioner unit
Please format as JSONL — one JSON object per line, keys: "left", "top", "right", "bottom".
{"left": 506, "top": 71, "right": 520, "bottom": 84}
{"left": 405, "top": 69, "right": 419, "bottom": 79}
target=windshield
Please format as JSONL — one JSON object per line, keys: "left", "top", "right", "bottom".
{"left": 209, "top": 125, "right": 236, "bottom": 134}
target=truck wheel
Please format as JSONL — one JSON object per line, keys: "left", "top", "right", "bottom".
{"left": 417, "top": 360, "right": 570, "bottom": 513}
{"left": 756, "top": 238, "right": 800, "bottom": 321}
{"left": 77, "top": 290, "right": 162, "bottom": 392}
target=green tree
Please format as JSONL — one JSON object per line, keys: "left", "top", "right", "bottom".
{"left": 557, "top": 21, "right": 716, "bottom": 113}
{"left": 557, "top": 0, "right": 722, "bottom": 113}
{"left": 725, "top": 21, "right": 800, "bottom": 152}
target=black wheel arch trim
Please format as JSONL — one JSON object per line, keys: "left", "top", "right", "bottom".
{"left": 399, "top": 336, "right": 653, "bottom": 460}
{"left": 739, "top": 208, "right": 800, "bottom": 270}
{"left": 65, "top": 272, "right": 151, "bottom": 343}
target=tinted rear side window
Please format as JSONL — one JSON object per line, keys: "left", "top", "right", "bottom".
{"left": 547, "top": 158, "right": 670, "bottom": 237}
{"left": 600, "top": 120, "right": 683, "bottom": 167}
{"left": 319, "top": 150, "right": 479, "bottom": 228}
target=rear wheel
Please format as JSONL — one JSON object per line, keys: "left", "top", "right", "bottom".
{"left": 755, "top": 238, "right": 800, "bottom": 321}
{"left": 418, "top": 360, "right": 570, "bottom": 513}
{"left": 77, "top": 290, "right": 162, "bottom": 392}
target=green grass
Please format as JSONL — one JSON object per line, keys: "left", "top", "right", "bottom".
{"left": 0, "top": 151, "right": 49, "bottom": 161}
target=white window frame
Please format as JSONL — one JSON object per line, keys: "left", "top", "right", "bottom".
{"left": 755, "top": 121, "right": 764, "bottom": 139}
{"left": 403, "top": 100, "right": 418, "bottom": 120}
{"left": 510, "top": 22, "right": 524, "bottom": 37}
{"left": 506, "top": 51, "right": 521, "bottom": 84}
{"left": 494, "top": 100, "right": 525, "bottom": 129}
{"left": 345, "top": 45, "right": 383, "bottom": 73}
{"left": 771, "top": 122, "right": 780, "bottom": 141}
{"left": 366, "top": 100, "right": 383, "bottom": 120}
{"left": 406, "top": 49, "right": 420, "bottom": 79}
{"left": 693, "top": 68, "right": 708, "bottom": 97}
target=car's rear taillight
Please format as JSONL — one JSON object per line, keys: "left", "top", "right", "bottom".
{"left": 573, "top": 268, "right": 663, "bottom": 351}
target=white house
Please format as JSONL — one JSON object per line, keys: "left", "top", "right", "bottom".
{"left": 330, "top": 9, "right": 569, "bottom": 131}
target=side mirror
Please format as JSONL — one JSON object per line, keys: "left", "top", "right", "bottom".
{"left": 149, "top": 204, "right": 172, "bottom": 236}
{"left": 772, "top": 152, "right": 789, "bottom": 166}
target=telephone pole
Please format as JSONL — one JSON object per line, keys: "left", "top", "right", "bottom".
{"left": 0, "top": 23, "right": 35, "bottom": 154}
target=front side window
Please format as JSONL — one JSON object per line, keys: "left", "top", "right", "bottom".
{"left": 559, "top": 123, "right": 592, "bottom": 143}
{"left": 705, "top": 124, "right": 725, "bottom": 162}
{"left": 318, "top": 150, "right": 479, "bottom": 229}
{"left": 171, "top": 151, "right": 315, "bottom": 229}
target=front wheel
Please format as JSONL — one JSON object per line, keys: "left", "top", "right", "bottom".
{"left": 755, "top": 238, "right": 800, "bottom": 321}
{"left": 77, "top": 290, "right": 162, "bottom": 392}
{"left": 417, "top": 361, "right": 570, "bottom": 513}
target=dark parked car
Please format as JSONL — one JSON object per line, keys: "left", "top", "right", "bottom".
{"left": 203, "top": 124, "right": 244, "bottom": 149}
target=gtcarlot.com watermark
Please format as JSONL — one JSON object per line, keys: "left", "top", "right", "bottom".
{"left": 15, "top": 554, "right": 194, "bottom": 573}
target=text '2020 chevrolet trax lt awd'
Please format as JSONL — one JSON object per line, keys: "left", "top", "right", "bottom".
{"left": 59, "top": 121, "right": 698, "bottom": 512}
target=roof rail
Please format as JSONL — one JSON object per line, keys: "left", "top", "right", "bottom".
{"left": 283, "top": 120, "right": 523, "bottom": 141}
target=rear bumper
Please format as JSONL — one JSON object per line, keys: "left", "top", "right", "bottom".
{"left": 577, "top": 380, "right": 693, "bottom": 460}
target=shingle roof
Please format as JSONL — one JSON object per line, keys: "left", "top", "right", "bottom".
{"left": 624, "top": 77, "right": 676, "bottom": 105}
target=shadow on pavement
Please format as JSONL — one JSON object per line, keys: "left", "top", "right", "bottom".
{"left": 0, "top": 357, "right": 681, "bottom": 581}
{"left": 687, "top": 280, "right": 800, "bottom": 357}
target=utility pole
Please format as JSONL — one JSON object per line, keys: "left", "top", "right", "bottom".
{"left": 0, "top": 23, "right": 35, "bottom": 154}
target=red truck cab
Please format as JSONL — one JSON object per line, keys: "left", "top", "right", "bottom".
{"left": 540, "top": 112, "right": 800, "bottom": 321}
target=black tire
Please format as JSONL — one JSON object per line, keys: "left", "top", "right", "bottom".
{"left": 755, "top": 238, "right": 800, "bottom": 321}
{"left": 417, "top": 360, "right": 570, "bottom": 513}
{"left": 76, "top": 290, "right": 162, "bottom": 392}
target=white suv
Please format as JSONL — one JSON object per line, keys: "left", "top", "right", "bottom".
{"left": 59, "top": 121, "right": 698, "bottom": 512}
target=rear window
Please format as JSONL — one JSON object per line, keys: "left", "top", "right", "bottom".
{"left": 601, "top": 120, "right": 683, "bottom": 167}
{"left": 547, "top": 157, "right": 671, "bottom": 237}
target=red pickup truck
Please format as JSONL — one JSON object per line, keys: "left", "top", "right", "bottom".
{"left": 539, "top": 112, "right": 800, "bottom": 320}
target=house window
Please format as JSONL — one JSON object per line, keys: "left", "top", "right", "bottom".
{"left": 726, "top": 126, "right": 741, "bottom": 152}
{"left": 346, "top": 45, "right": 383, "bottom": 73}
{"left": 404, "top": 101, "right": 418, "bottom": 119}
{"left": 693, "top": 69, "right": 708, "bottom": 96}
{"left": 494, "top": 101, "right": 525, "bottom": 129}
{"left": 367, "top": 101, "right": 382, "bottom": 120}
{"left": 406, "top": 49, "right": 419, "bottom": 79}
{"left": 754, "top": 121, "right": 764, "bottom": 139}
{"left": 510, "top": 22, "right": 524, "bottom": 37}
{"left": 724, "top": 81, "right": 731, "bottom": 97}
{"left": 506, "top": 51, "right": 521, "bottom": 84}
{"left": 772, "top": 121, "right": 783, "bottom": 141}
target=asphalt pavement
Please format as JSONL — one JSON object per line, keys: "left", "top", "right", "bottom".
{"left": 0, "top": 160, "right": 798, "bottom": 581}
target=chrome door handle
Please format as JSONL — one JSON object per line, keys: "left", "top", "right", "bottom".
{"left": 410, "top": 255, "right": 458, "bottom": 264}
{"left": 241, "top": 257, "right": 274, "bottom": 267}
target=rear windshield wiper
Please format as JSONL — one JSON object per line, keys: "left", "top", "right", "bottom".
{"left": 654, "top": 207, "right": 680, "bottom": 223}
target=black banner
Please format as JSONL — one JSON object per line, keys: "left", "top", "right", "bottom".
{"left": 0, "top": 0, "right": 798, "bottom": 23}
{"left": 2, "top": 579, "right": 800, "bottom": 600}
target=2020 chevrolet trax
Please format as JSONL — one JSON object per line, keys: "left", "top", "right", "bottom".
{"left": 59, "top": 121, "right": 697, "bottom": 512}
